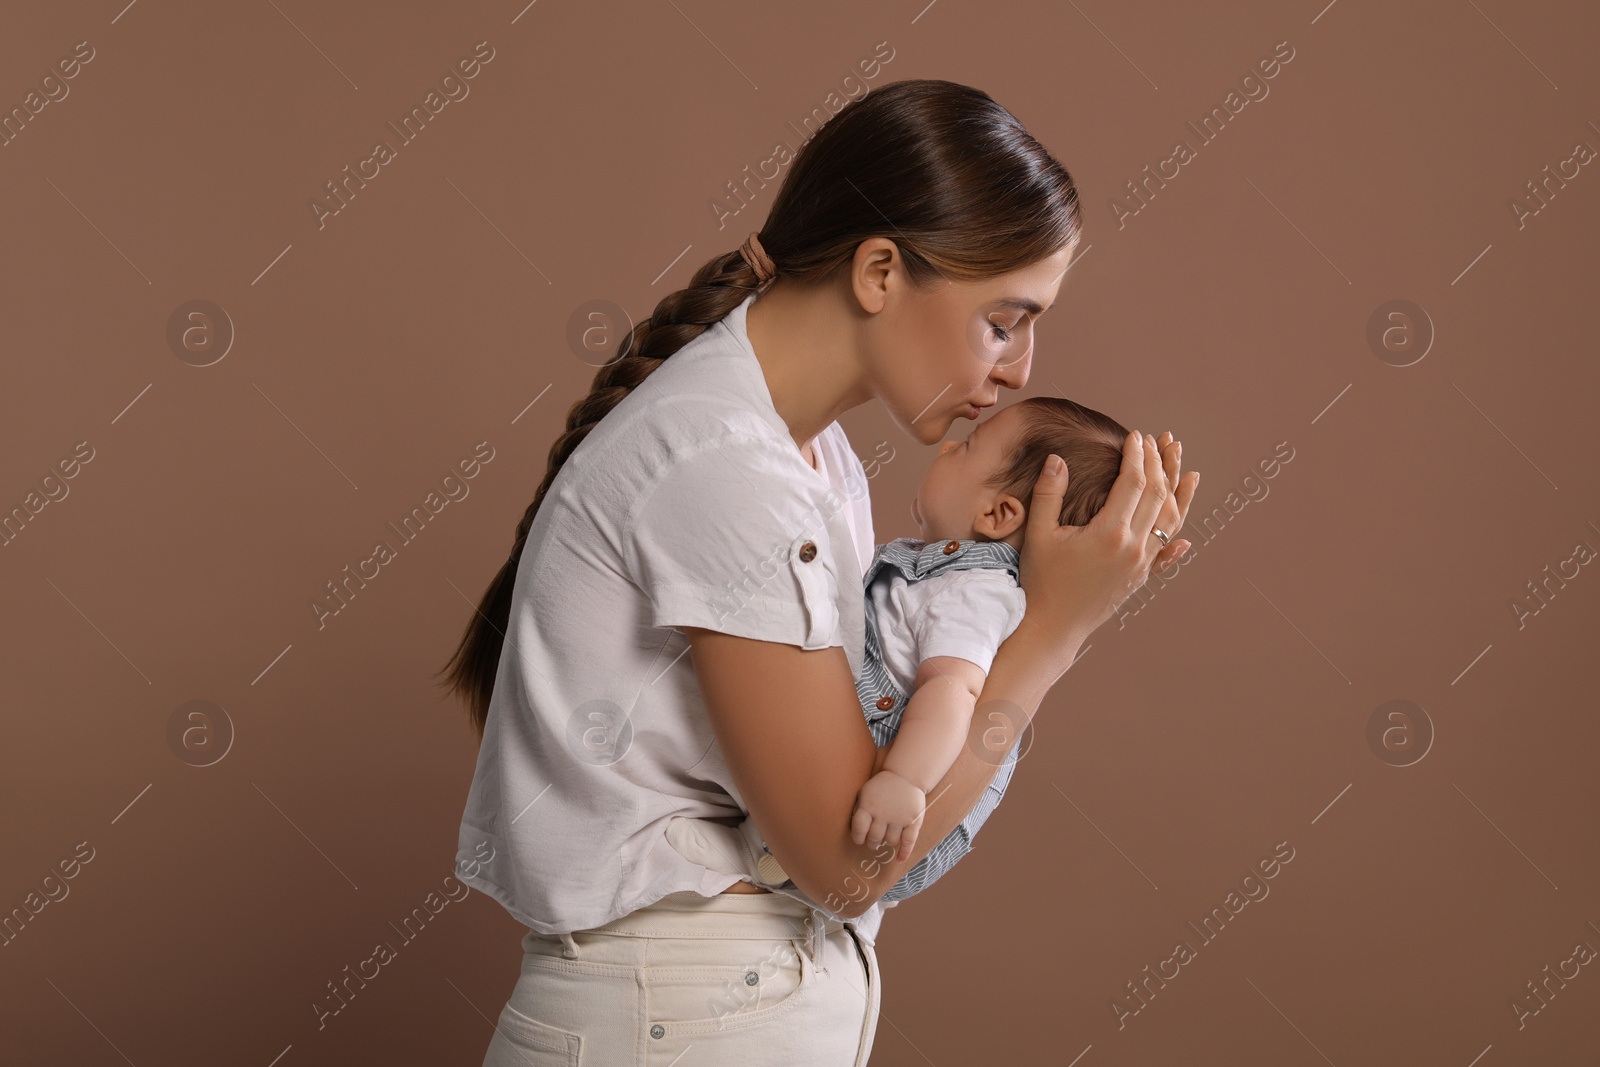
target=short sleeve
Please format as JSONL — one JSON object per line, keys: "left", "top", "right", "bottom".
{"left": 911, "top": 570, "right": 1026, "bottom": 675}
{"left": 623, "top": 437, "right": 845, "bottom": 651}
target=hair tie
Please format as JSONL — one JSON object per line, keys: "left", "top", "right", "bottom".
{"left": 739, "top": 231, "right": 776, "bottom": 283}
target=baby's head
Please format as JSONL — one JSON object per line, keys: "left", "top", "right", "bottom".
{"left": 910, "top": 397, "right": 1131, "bottom": 547}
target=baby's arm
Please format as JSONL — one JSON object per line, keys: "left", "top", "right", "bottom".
{"left": 851, "top": 655, "right": 988, "bottom": 861}
{"left": 885, "top": 655, "right": 987, "bottom": 794}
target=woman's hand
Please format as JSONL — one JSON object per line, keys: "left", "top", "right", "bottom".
{"left": 1018, "top": 430, "right": 1198, "bottom": 659}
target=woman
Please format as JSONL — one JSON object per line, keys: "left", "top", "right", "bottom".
{"left": 442, "top": 78, "right": 1196, "bottom": 1066}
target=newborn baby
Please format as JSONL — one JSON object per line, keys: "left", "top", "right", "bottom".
{"left": 850, "top": 395, "right": 1134, "bottom": 862}
{"left": 666, "top": 395, "right": 1136, "bottom": 904}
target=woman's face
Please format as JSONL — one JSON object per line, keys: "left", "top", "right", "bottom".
{"left": 856, "top": 239, "right": 1077, "bottom": 447}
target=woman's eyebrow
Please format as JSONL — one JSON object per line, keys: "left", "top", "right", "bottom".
{"left": 994, "top": 297, "right": 1044, "bottom": 314}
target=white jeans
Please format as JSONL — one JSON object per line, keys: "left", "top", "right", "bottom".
{"left": 479, "top": 889, "right": 881, "bottom": 1066}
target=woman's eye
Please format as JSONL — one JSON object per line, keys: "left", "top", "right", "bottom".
{"left": 990, "top": 322, "right": 1013, "bottom": 343}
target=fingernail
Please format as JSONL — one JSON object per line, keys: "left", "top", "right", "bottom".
{"left": 1046, "top": 454, "right": 1063, "bottom": 475}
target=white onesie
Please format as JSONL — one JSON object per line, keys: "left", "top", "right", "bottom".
{"left": 867, "top": 566, "right": 1026, "bottom": 692}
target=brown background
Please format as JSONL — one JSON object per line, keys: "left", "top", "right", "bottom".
{"left": 3, "top": 0, "right": 1597, "bottom": 1063}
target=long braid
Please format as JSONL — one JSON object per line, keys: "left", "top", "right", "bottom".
{"left": 439, "top": 249, "right": 770, "bottom": 737}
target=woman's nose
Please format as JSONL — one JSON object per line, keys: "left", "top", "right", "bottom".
{"left": 993, "top": 343, "right": 1032, "bottom": 391}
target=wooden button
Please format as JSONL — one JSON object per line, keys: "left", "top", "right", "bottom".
{"left": 942, "top": 540, "right": 961, "bottom": 555}
{"left": 876, "top": 695, "right": 895, "bottom": 710}
{"left": 798, "top": 540, "right": 817, "bottom": 562}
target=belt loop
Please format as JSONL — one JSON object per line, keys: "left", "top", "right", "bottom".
{"left": 807, "top": 907, "right": 828, "bottom": 975}
{"left": 559, "top": 932, "right": 580, "bottom": 959}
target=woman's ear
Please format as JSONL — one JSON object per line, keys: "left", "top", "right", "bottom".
{"left": 849, "top": 237, "right": 901, "bottom": 314}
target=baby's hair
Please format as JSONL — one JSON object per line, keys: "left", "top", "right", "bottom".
{"left": 985, "top": 397, "right": 1131, "bottom": 529}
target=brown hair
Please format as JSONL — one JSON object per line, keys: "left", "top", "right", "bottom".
{"left": 986, "top": 397, "right": 1131, "bottom": 530}
{"left": 439, "top": 78, "right": 1085, "bottom": 738}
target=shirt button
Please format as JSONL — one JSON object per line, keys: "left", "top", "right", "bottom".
{"left": 798, "top": 540, "right": 817, "bottom": 562}
{"left": 650, "top": 1023, "right": 665, "bottom": 1039}
{"left": 876, "top": 695, "right": 895, "bottom": 710}
{"left": 943, "top": 540, "right": 961, "bottom": 555}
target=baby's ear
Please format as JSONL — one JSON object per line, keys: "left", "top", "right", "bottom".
{"left": 982, "top": 493, "right": 1027, "bottom": 539}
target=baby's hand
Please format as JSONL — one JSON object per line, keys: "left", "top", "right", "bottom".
{"left": 850, "top": 769, "right": 927, "bottom": 862}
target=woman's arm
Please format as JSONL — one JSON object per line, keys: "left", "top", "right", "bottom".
{"left": 685, "top": 431, "right": 1197, "bottom": 918}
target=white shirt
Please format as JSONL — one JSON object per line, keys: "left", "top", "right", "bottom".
{"left": 455, "top": 292, "right": 886, "bottom": 942}
{"left": 868, "top": 567, "right": 1026, "bottom": 694}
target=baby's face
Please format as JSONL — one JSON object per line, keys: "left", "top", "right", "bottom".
{"left": 911, "top": 404, "right": 1025, "bottom": 542}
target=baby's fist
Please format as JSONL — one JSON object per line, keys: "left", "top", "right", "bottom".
{"left": 850, "top": 769, "right": 928, "bottom": 862}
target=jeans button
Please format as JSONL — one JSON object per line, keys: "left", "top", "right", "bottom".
{"left": 650, "top": 1023, "right": 665, "bottom": 1039}
{"left": 745, "top": 970, "right": 759, "bottom": 985}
